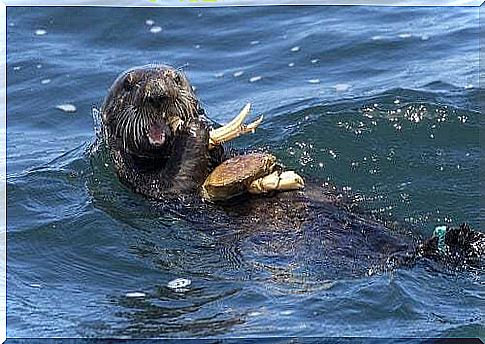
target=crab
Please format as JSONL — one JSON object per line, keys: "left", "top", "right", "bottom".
{"left": 203, "top": 104, "right": 305, "bottom": 202}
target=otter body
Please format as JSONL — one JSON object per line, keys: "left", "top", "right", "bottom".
{"left": 99, "top": 64, "right": 483, "bottom": 270}
{"left": 215, "top": 189, "right": 484, "bottom": 272}
{"left": 100, "top": 65, "right": 223, "bottom": 199}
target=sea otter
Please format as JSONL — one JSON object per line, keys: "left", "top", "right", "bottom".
{"left": 100, "top": 64, "right": 229, "bottom": 198}
{"left": 99, "top": 64, "right": 483, "bottom": 270}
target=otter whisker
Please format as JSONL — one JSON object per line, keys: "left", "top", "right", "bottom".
{"left": 174, "top": 101, "right": 186, "bottom": 123}
{"left": 179, "top": 103, "right": 190, "bottom": 123}
{"left": 171, "top": 100, "right": 182, "bottom": 118}
{"left": 175, "top": 94, "right": 197, "bottom": 122}
{"left": 140, "top": 110, "right": 149, "bottom": 137}
{"left": 123, "top": 105, "right": 139, "bottom": 151}
{"left": 116, "top": 107, "right": 132, "bottom": 151}
{"left": 179, "top": 92, "right": 199, "bottom": 118}
{"left": 179, "top": 90, "right": 197, "bottom": 105}
{"left": 115, "top": 107, "right": 128, "bottom": 134}
{"left": 123, "top": 115, "right": 133, "bottom": 151}
{"left": 133, "top": 111, "right": 141, "bottom": 150}
{"left": 176, "top": 63, "right": 189, "bottom": 71}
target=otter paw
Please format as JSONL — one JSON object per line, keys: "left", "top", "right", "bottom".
{"left": 248, "top": 170, "right": 305, "bottom": 195}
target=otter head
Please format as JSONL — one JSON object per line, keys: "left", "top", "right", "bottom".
{"left": 101, "top": 64, "right": 200, "bottom": 158}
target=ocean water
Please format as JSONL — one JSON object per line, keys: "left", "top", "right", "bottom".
{"left": 6, "top": 6, "right": 483, "bottom": 339}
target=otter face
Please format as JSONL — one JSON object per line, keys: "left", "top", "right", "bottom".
{"left": 101, "top": 64, "right": 200, "bottom": 158}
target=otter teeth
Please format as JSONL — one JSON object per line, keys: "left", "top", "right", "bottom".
{"left": 209, "top": 103, "right": 263, "bottom": 148}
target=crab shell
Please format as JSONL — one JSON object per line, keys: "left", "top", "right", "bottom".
{"left": 201, "top": 153, "right": 277, "bottom": 201}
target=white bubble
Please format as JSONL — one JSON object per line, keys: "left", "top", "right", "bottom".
{"left": 36, "top": 64, "right": 42, "bottom": 69}
{"left": 167, "top": 278, "right": 191, "bottom": 290}
{"left": 288, "top": 62, "right": 295, "bottom": 67}
{"left": 56, "top": 104, "right": 77, "bottom": 113}
{"left": 125, "top": 292, "right": 146, "bottom": 298}
{"left": 371, "top": 35, "right": 383, "bottom": 41}
{"left": 13, "top": 66, "right": 21, "bottom": 71}
{"left": 399, "top": 33, "right": 412, "bottom": 38}
{"left": 41, "top": 79, "right": 51, "bottom": 85}
{"left": 194, "top": 44, "right": 201, "bottom": 49}
{"left": 233, "top": 71, "right": 244, "bottom": 77}
{"left": 149, "top": 26, "right": 162, "bottom": 34}
{"left": 249, "top": 76, "right": 262, "bottom": 83}
{"left": 311, "top": 59, "right": 319, "bottom": 64}
{"left": 421, "top": 34, "right": 430, "bottom": 41}
{"left": 30, "top": 284, "right": 41, "bottom": 288}
{"left": 335, "top": 84, "right": 350, "bottom": 92}
{"left": 250, "top": 40, "right": 260, "bottom": 45}
{"left": 145, "top": 19, "right": 155, "bottom": 26}
{"left": 35, "top": 29, "right": 47, "bottom": 36}
{"left": 308, "top": 79, "right": 320, "bottom": 84}
{"left": 291, "top": 46, "right": 300, "bottom": 52}
{"left": 280, "top": 310, "right": 294, "bottom": 315}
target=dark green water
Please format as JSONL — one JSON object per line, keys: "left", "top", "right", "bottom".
{"left": 6, "top": 6, "right": 483, "bottom": 339}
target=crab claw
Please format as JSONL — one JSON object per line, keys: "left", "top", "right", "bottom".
{"left": 248, "top": 170, "right": 305, "bottom": 195}
{"left": 209, "top": 103, "right": 263, "bottom": 149}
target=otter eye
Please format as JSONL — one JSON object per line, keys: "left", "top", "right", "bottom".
{"left": 123, "top": 74, "right": 135, "bottom": 91}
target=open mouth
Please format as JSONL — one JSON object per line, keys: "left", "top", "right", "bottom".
{"left": 147, "top": 122, "right": 167, "bottom": 146}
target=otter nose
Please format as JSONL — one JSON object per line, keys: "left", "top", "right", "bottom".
{"left": 146, "top": 81, "right": 178, "bottom": 102}
{"left": 146, "top": 92, "right": 169, "bottom": 105}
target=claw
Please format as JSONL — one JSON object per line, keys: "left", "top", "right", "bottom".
{"left": 248, "top": 171, "right": 305, "bottom": 194}
{"left": 209, "top": 103, "right": 263, "bottom": 149}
